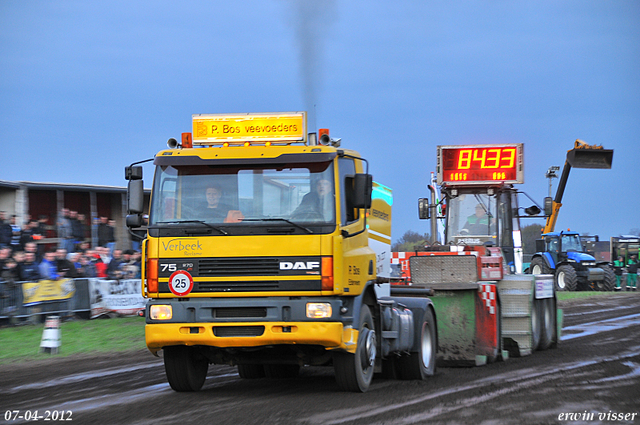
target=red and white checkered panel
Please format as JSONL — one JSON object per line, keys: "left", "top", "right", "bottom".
{"left": 480, "top": 283, "right": 496, "bottom": 315}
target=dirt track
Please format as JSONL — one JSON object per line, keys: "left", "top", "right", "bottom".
{"left": 2, "top": 293, "right": 640, "bottom": 425}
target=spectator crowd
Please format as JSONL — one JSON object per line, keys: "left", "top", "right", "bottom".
{"left": 0, "top": 209, "right": 142, "bottom": 304}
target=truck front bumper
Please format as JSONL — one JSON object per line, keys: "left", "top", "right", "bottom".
{"left": 144, "top": 296, "right": 357, "bottom": 355}
{"left": 146, "top": 321, "right": 355, "bottom": 355}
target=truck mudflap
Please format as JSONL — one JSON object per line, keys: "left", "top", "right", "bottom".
{"left": 145, "top": 321, "right": 351, "bottom": 355}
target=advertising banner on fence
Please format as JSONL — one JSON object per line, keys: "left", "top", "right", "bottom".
{"left": 22, "top": 279, "right": 76, "bottom": 306}
{"left": 89, "top": 278, "right": 146, "bottom": 318}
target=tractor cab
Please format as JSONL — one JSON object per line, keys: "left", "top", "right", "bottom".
{"left": 537, "top": 231, "right": 592, "bottom": 267}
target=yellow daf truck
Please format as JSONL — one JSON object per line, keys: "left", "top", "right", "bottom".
{"left": 125, "top": 112, "right": 437, "bottom": 392}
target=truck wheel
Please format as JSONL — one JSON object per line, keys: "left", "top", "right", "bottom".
{"left": 531, "top": 299, "right": 541, "bottom": 351}
{"left": 238, "top": 364, "right": 266, "bottom": 379}
{"left": 530, "top": 257, "right": 552, "bottom": 275}
{"left": 599, "top": 266, "right": 616, "bottom": 291}
{"left": 538, "top": 298, "right": 554, "bottom": 350}
{"left": 556, "top": 265, "right": 578, "bottom": 291}
{"left": 164, "top": 346, "right": 208, "bottom": 392}
{"left": 264, "top": 364, "right": 300, "bottom": 379}
{"left": 396, "top": 307, "right": 436, "bottom": 380}
{"left": 333, "top": 304, "right": 376, "bottom": 392}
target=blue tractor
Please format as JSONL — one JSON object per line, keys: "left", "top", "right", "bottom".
{"left": 530, "top": 231, "right": 615, "bottom": 291}
{"left": 529, "top": 140, "right": 614, "bottom": 291}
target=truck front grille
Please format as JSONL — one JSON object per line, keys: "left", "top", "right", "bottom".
{"left": 198, "top": 281, "right": 280, "bottom": 292}
{"left": 199, "top": 258, "right": 280, "bottom": 276}
{"left": 213, "top": 326, "right": 265, "bottom": 337}
{"left": 213, "top": 307, "right": 268, "bottom": 319}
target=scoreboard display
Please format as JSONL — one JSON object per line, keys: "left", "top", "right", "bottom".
{"left": 437, "top": 144, "right": 524, "bottom": 185}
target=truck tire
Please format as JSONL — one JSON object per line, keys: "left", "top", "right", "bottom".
{"left": 598, "top": 266, "right": 616, "bottom": 292}
{"left": 531, "top": 299, "right": 541, "bottom": 351}
{"left": 538, "top": 298, "right": 554, "bottom": 350}
{"left": 333, "top": 304, "right": 376, "bottom": 392}
{"left": 264, "top": 364, "right": 300, "bottom": 379}
{"left": 530, "top": 257, "right": 552, "bottom": 275}
{"left": 556, "top": 265, "right": 578, "bottom": 291}
{"left": 164, "top": 346, "right": 208, "bottom": 392}
{"left": 238, "top": 364, "right": 266, "bottom": 379}
{"left": 396, "top": 307, "right": 436, "bottom": 380}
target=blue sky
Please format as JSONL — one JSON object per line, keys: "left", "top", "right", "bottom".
{"left": 1, "top": 1, "right": 638, "bottom": 242}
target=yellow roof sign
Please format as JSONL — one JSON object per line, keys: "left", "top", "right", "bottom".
{"left": 192, "top": 112, "right": 306, "bottom": 144}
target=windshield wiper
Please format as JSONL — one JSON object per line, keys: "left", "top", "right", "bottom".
{"left": 155, "top": 220, "right": 228, "bottom": 235}
{"left": 243, "top": 218, "right": 313, "bottom": 234}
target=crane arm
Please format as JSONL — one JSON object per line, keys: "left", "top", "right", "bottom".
{"left": 543, "top": 140, "right": 613, "bottom": 234}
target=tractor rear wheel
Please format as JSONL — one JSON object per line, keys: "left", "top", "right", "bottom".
{"left": 538, "top": 298, "right": 555, "bottom": 350}
{"left": 555, "top": 265, "right": 578, "bottom": 291}
{"left": 531, "top": 299, "right": 541, "bottom": 351}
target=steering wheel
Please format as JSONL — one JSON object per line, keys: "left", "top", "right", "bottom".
{"left": 290, "top": 210, "right": 324, "bottom": 222}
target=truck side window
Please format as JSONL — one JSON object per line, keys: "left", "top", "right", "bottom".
{"left": 339, "top": 158, "right": 358, "bottom": 224}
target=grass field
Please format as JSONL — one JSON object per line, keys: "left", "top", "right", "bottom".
{"left": 0, "top": 291, "right": 625, "bottom": 365}
{"left": 556, "top": 291, "right": 617, "bottom": 301}
{"left": 0, "top": 316, "right": 146, "bottom": 365}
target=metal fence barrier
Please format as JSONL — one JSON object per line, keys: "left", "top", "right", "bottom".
{"left": 1, "top": 278, "right": 97, "bottom": 325}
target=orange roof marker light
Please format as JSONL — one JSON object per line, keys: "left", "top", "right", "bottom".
{"left": 181, "top": 132, "right": 193, "bottom": 149}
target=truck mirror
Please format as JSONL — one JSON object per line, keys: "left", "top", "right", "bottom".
{"left": 125, "top": 165, "right": 143, "bottom": 181}
{"left": 126, "top": 214, "right": 143, "bottom": 228}
{"left": 352, "top": 174, "right": 372, "bottom": 209}
{"left": 127, "top": 179, "right": 144, "bottom": 215}
{"left": 544, "top": 196, "right": 553, "bottom": 216}
{"left": 536, "top": 239, "right": 545, "bottom": 252}
{"left": 418, "top": 198, "right": 430, "bottom": 219}
{"left": 524, "top": 205, "right": 541, "bottom": 216}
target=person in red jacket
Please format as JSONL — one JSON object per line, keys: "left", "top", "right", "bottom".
{"left": 93, "top": 253, "right": 108, "bottom": 278}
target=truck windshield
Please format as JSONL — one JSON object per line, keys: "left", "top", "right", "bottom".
{"left": 149, "top": 161, "right": 336, "bottom": 227}
{"left": 445, "top": 193, "right": 497, "bottom": 244}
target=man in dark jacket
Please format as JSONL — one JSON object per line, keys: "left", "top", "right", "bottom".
{"left": 56, "top": 248, "right": 78, "bottom": 279}
{"left": 19, "top": 252, "right": 41, "bottom": 281}
{"left": 0, "top": 211, "right": 13, "bottom": 247}
{"left": 71, "top": 211, "right": 85, "bottom": 248}
{"left": 97, "top": 217, "right": 115, "bottom": 248}
{"left": 107, "top": 249, "right": 124, "bottom": 280}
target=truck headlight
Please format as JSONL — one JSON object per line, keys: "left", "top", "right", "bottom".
{"left": 149, "top": 305, "right": 173, "bottom": 320}
{"left": 306, "top": 303, "right": 332, "bottom": 319}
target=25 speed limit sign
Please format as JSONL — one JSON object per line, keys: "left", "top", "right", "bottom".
{"left": 168, "top": 270, "right": 194, "bottom": 296}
